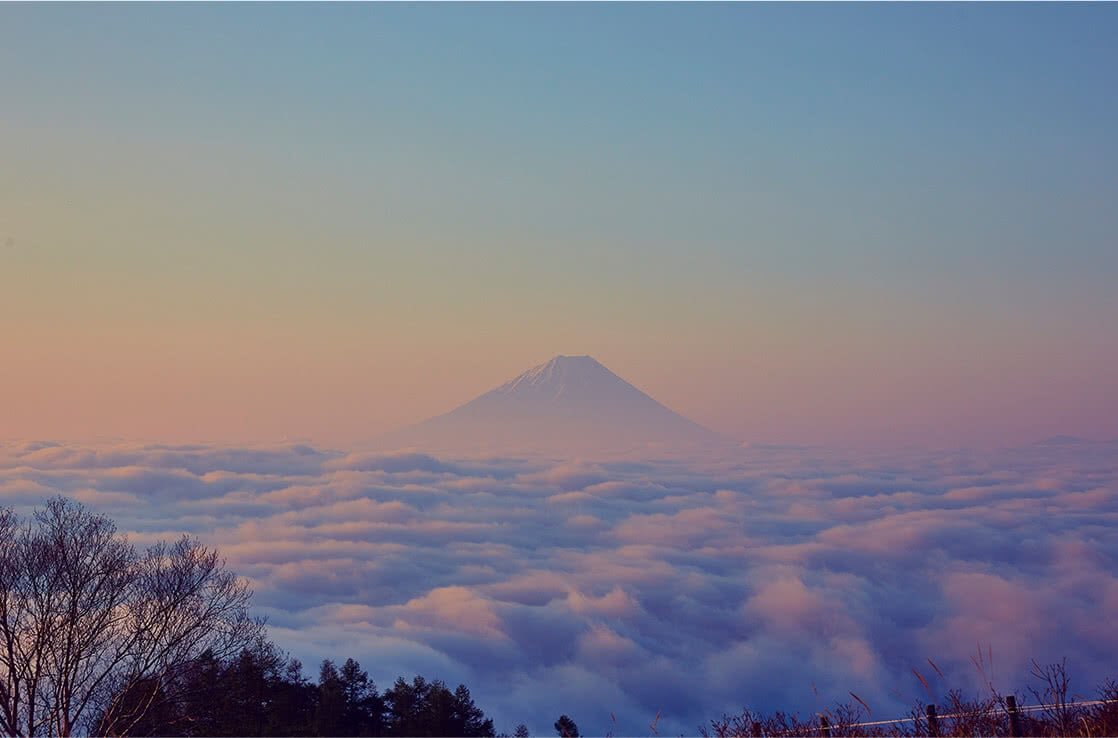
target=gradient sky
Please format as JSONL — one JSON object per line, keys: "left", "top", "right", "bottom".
{"left": 2, "top": 3, "right": 1116, "bottom": 447}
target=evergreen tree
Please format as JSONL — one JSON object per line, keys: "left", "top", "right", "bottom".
{"left": 222, "top": 647, "right": 272, "bottom": 736}
{"left": 316, "top": 660, "right": 348, "bottom": 737}
{"left": 453, "top": 684, "right": 496, "bottom": 737}
{"left": 554, "top": 715, "right": 580, "bottom": 738}
{"left": 179, "top": 649, "right": 225, "bottom": 736}
{"left": 382, "top": 676, "right": 494, "bottom": 737}
{"left": 423, "top": 680, "right": 459, "bottom": 736}
{"left": 93, "top": 676, "right": 177, "bottom": 737}
{"left": 266, "top": 658, "right": 318, "bottom": 737}
{"left": 339, "top": 657, "right": 385, "bottom": 736}
{"left": 384, "top": 675, "right": 428, "bottom": 736}
{"left": 98, "top": 646, "right": 497, "bottom": 738}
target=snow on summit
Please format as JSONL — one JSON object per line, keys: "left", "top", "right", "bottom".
{"left": 496, "top": 355, "right": 607, "bottom": 397}
{"left": 377, "top": 355, "right": 727, "bottom": 456}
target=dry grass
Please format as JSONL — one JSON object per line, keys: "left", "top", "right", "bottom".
{"left": 701, "top": 656, "right": 1118, "bottom": 738}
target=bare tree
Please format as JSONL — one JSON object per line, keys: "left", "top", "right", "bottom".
{"left": 1029, "top": 659, "right": 1079, "bottom": 738}
{"left": 0, "top": 497, "right": 262, "bottom": 737}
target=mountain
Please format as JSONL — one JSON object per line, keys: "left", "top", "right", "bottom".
{"left": 376, "top": 355, "right": 728, "bottom": 456}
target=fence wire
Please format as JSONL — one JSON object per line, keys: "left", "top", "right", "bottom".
{"left": 740, "top": 697, "right": 1118, "bottom": 736}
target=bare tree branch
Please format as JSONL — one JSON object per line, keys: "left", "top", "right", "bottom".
{"left": 0, "top": 497, "right": 263, "bottom": 737}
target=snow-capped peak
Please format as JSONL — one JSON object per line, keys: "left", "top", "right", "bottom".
{"left": 376, "top": 354, "right": 727, "bottom": 456}
{"left": 496, "top": 355, "right": 615, "bottom": 397}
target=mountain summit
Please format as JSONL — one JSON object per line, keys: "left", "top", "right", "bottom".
{"left": 378, "top": 355, "right": 725, "bottom": 456}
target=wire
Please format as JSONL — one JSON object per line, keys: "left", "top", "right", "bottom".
{"left": 748, "top": 698, "right": 1118, "bottom": 735}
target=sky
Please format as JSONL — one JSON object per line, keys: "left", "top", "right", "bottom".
{"left": 2, "top": 3, "right": 1117, "bottom": 447}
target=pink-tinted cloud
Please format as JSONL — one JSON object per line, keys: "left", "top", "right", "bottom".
{"left": 0, "top": 439, "right": 1114, "bottom": 735}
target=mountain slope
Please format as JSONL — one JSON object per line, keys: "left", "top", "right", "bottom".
{"left": 377, "top": 355, "right": 726, "bottom": 455}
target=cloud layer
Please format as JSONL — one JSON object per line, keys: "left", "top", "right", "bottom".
{"left": 1, "top": 440, "right": 1115, "bottom": 734}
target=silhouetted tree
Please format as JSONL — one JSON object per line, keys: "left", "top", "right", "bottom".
{"left": 0, "top": 498, "right": 261, "bottom": 737}
{"left": 451, "top": 684, "right": 494, "bottom": 737}
{"left": 339, "top": 658, "right": 384, "bottom": 736}
{"left": 383, "top": 676, "right": 494, "bottom": 737}
{"left": 92, "top": 676, "right": 177, "bottom": 738}
{"left": 384, "top": 676, "right": 426, "bottom": 737}
{"left": 220, "top": 643, "right": 286, "bottom": 737}
{"left": 264, "top": 658, "right": 317, "bottom": 737}
{"left": 178, "top": 649, "right": 224, "bottom": 736}
{"left": 554, "top": 715, "right": 579, "bottom": 738}
{"left": 316, "top": 660, "right": 347, "bottom": 737}
{"left": 514, "top": 724, "right": 530, "bottom": 738}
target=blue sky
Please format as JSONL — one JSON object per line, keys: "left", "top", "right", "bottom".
{"left": 2, "top": 3, "right": 1116, "bottom": 445}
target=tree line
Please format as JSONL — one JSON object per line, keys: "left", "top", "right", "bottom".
{"left": 97, "top": 641, "right": 496, "bottom": 737}
{"left": 99, "top": 638, "right": 588, "bottom": 738}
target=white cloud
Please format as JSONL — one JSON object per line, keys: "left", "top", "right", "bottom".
{"left": 0, "top": 439, "right": 1114, "bottom": 735}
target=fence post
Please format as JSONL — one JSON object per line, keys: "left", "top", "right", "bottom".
{"left": 750, "top": 722, "right": 762, "bottom": 738}
{"left": 1006, "top": 695, "right": 1022, "bottom": 738}
{"left": 819, "top": 715, "right": 831, "bottom": 738}
{"left": 926, "top": 704, "right": 939, "bottom": 737}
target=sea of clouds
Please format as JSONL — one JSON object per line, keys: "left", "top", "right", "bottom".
{"left": 1, "top": 439, "right": 1115, "bottom": 735}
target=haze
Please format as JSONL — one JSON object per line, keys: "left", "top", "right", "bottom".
{"left": 3, "top": 4, "right": 1118, "bottom": 735}
{"left": 3, "top": 3, "right": 1117, "bottom": 448}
